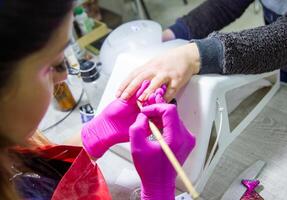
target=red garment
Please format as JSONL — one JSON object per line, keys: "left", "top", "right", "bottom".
{"left": 15, "top": 145, "right": 112, "bottom": 200}
{"left": 52, "top": 148, "right": 111, "bottom": 200}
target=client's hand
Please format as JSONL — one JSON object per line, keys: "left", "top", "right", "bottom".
{"left": 116, "top": 43, "right": 200, "bottom": 103}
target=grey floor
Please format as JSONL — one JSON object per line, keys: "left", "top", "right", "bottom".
{"left": 200, "top": 84, "right": 287, "bottom": 200}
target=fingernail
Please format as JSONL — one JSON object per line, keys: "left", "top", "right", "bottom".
{"left": 121, "top": 92, "right": 129, "bottom": 100}
{"left": 139, "top": 92, "right": 148, "bottom": 101}
{"left": 115, "top": 90, "right": 121, "bottom": 98}
{"left": 144, "top": 92, "right": 150, "bottom": 100}
{"left": 138, "top": 95, "right": 144, "bottom": 101}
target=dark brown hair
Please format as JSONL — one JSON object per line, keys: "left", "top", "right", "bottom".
{"left": 0, "top": 0, "right": 74, "bottom": 199}
{"left": 0, "top": 0, "right": 74, "bottom": 90}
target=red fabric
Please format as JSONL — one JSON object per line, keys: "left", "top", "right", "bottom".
{"left": 52, "top": 149, "right": 112, "bottom": 200}
{"left": 14, "top": 145, "right": 111, "bottom": 200}
{"left": 14, "top": 145, "right": 82, "bottom": 163}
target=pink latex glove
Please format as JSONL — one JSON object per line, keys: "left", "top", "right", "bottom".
{"left": 81, "top": 81, "right": 150, "bottom": 158}
{"left": 129, "top": 104, "right": 196, "bottom": 200}
{"left": 141, "top": 84, "right": 167, "bottom": 106}
{"left": 141, "top": 84, "right": 167, "bottom": 130}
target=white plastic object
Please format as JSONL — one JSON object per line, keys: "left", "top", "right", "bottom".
{"left": 99, "top": 20, "right": 162, "bottom": 75}
{"left": 74, "top": 7, "right": 93, "bottom": 35}
{"left": 64, "top": 45, "right": 80, "bottom": 69}
{"left": 82, "top": 73, "right": 109, "bottom": 110}
{"left": 96, "top": 39, "right": 280, "bottom": 193}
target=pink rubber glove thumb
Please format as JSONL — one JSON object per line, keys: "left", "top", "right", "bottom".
{"left": 141, "top": 84, "right": 167, "bottom": 106}
{"left": 141, "top": 83, "right": 167, "bottom": 129}
{"left": 130, "top": 104, "right": 196, "bottom": 200}
{"left": 81, "top": 80, "right": 149, "bottom": 158}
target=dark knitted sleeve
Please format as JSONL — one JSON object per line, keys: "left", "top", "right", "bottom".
{"left": 211, "top": 16, "right": 287, "bottom": 74}
{"left": 170, "top": 0, "right": 254, "bottom": 40}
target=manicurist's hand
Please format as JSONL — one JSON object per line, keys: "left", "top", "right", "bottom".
{"left": 130, "top": 103, "right": 196, "bottom": 200}
{"left": 81, "top": 81, "right": 149, "bottom": 158}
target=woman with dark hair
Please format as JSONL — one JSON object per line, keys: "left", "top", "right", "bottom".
{"left": 0, "top": 0, "right": 195, "bottom": 199}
